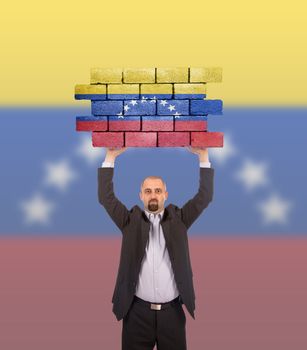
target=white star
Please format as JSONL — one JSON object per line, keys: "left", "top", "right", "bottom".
{"left": 20, "top": 193, "right": 55, "bottom": 225}
{"left": 43, "top": 159, "right": 78, "bottom": 191}
{"left": 257, "top": 193, "right": 293, "bottom": 225}
{"left": 210, "top": 133, "right": 238, "bottom": 165}
{"left": 160, "top": 100, "right": 168, "bottom": 106}
{"left": 174, "top": 112, "right": 181, "bottom": 118}
{"left": 130, "top": 100, "right": 138, "bottom": 106}
{"left": 234, "top": 158, "right": 269, "bottom": 191}
{"left": 117, "top": 115, "right": 124, "bottom": 119}
{"left": 168, "top": 105, "right": 176, "bottom": 111}
{"left": 124, "top": 105, "right": 130, "bottom": 112}
{"left": 117, "top": 111, "right": 123, "bottom": 116}
{"left": 141, "top": 96, "right": 148, "bottom": 103}
{"left": 76, "top": 135, "right": 103, "bottom": 164}
{"left": 150, "top": 98, "right": 156, "bottom": 103}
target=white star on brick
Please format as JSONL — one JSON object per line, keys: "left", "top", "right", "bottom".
{"left": 257, "top": 193, "right": 293, "bottom": 225}
{"left": 20, "top": 193, "right": 55, "bottom": 225}
{"left": 141, "top": 96, "right": 148, "bottom": 103}
{"left": 124, "top": 105, "right": 130, "bottom": 112}
{"left": 174, "top": 112, "right": 181, "bottom": 118}
{"left": 168, "top": 105, "right": 176, "bottom": 111}
{"left": 43, "top": 159, "right": 78, "bottom": 191}
{"left": 160, "top": 100, "right": 168, "bottom": 106}
{"left": 130, "top": 100, "right": 138, "bottom": 106}
{"left": 235, "top": 158, "right": 269, "bottom": 191}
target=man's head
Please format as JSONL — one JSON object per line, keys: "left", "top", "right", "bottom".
{"left": 139, "top": 176, "right": 168, "bottom": 213}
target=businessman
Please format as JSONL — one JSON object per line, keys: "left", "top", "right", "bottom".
{"left": 98, "top": 146, "right": 214, "bottom": 350}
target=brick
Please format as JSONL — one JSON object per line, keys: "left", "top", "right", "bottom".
{"left": 125, "top": 132, "right": 157, "bottom": 147}
{"left": 124, "top": 100, "right": 156, "bottom": 115}
{"left": 174, "top": 83, "right": 206, "bottom": 99}
{"left": 191, "top": 132, "right": 224, "bottom": 147}
{"left": 189, "top": 67, "right": 222, "bottom": 83}
{"left": 140, "top": 84, "right": 173, "bottom": 99}
{"left": 92, "top": 132, "right": 124, "bottom": 147}
{"left": 76, "top": 116, "right": 108, "bottom": 131}
{"left": 107, "top": 84, "right": 139, "bottom": 100}
{"left": 109, "top": 116, "right": 141, "bottom": 131}
{"left": 190, "top": 99, "right": 223, "bottom": 115}
{"left": 90, "top": 68, "right": 122, "bottom": 84}
{"left": 92, "top": 100, "right": 123, "bottom": 116}
{"left": 123, "top": 68, "right": 155, "bottom": 83}
{"left": 142, "top": 116, "right": 173, "bottom": 131}
{"left": 158, "top": 132, "right": 190, "bottom": 147}
{"left": 74, "top": 84, "right": 106, "bottom": 100}
{"left": 174, "top": 116, "right": 207, "bottom": 131}
{"left": 156, "top": 67, "right": 188, "bottom": 83}
{"left": 157, "top": 99, "right": 189, "bottom": 116}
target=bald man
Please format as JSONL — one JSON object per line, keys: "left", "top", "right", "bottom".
{"left": 98, "top": 146, "right": 214, "bottom": 350}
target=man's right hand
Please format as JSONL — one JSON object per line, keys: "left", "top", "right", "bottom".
{"left": 105, "top": 147, "right": 128, "bottom": 162}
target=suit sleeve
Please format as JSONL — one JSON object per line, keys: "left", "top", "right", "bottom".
{"left": 179, "top": 167, "right": 214, "bottom": 229}
{"left": 98, "top": 167, "right": 130, "bottom": 232}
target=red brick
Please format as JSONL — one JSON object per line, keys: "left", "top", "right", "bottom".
{"left": 174, "top": 120, "right": 207, "bottom": 131}
{"left": 191, "top": 132, "right": 224, "bottom": 147}
{"left": 125, "top": 132, "right": 157, "bottom": 147}
{"left": 142, "top": 120, "right": 173, "bottom": 131}
{"left": 109, "top": 120, "right": 140, "bottom": 131}
{"left": 158, "top": 132, "right": 190, "bottom": 147}
{"left": 76, "top": 120, "right": 107, "bottom": 131}
{"left": 92, "top": 132, "right": 124, "bottom": 147}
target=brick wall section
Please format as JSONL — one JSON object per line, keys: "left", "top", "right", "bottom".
{"left": 75, "top": 67, "right": 223, "bottom": 147}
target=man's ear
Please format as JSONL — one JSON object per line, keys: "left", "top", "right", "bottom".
{"left": 165, "top": 191, "right": 169, "bottom": 201}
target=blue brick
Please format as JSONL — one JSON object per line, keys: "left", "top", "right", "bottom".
{"left": 140, "top": 93, "right": 173, "bottom": 100}
{"left": 157, "top": 99, "right": 189, "bottom": 116}
{"left": 190, "top": 100, "right": 223, "bottom": 115}
{"left": 142, "top": 116, "right": 173, "bottom": 121}
{"left": 108, "top": 116, "right": 140, "bottom": 121}
{"left": 108, "top": 93, "right": 139, "bottom": 100}
{"left": 91, "top": 101, "right": 123, "bottom": 116}
{"left": 174, "top": 94, "right": 206, "bottom": 100}
{"left": 75, "top": 94, "right": 106, "bottom": 100}
{"left": 76, "top": 116, "right": 108, "bottom": 121}
{"left": 124, "top": 99, "right": 156, "bottom": 115}
{"left": 173, "top": 116, "right": 208, "bottom": 121}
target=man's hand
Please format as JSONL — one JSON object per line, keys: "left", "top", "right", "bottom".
{"left": 186, "top": 146, "right": 209, "bottom": 162}
{"left": 105, "top": 147, "right": 128, "bottom": 162}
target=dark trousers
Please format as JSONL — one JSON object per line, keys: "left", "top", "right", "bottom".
{"left": 122, "top": 295, "right": 187, "bottom": 350}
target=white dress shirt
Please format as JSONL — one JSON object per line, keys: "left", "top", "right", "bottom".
{"left": 101, "top": 158, "right": 211, "bottom": 302}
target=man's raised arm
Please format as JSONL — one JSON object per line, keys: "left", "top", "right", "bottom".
{"left": 178, "top": 147, "right": 214, "bottom": 230}
{"left": 98, "top": 147, "right": 129, "bottom": 231}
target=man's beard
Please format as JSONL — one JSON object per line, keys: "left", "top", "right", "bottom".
{"left": 148, "top": 200, "right": 159, "bottom": 212}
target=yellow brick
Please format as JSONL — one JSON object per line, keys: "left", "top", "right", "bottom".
{"left": 90, "top": 67, "right": 122, "bottom": 84}
{"left": 156, "top": 67, "right": 189, "bottom": 83}
{"left": 123, "top": 68, "right": 155, "bottom": 83}
{"left": 174, "top": 83, "right": 207, "bottom": 95}
{"left": 140, "top": 84, "right": 172, "bottom": 95}
{"left": 75, "top": 84, "right": 106, "bottom": 94}
{"left": 189, "top": 67, "right": 222, "bottom": 83}
{"left": 108, "top": 84, "right": 139, "bottom": 95}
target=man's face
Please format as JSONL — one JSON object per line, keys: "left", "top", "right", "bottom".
{"left": 139, "top": 178, "right": 168, "bottom": 213}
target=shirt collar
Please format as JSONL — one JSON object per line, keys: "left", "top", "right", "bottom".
{"left": 144, "top": 208, "right": 165, "bottom": 221}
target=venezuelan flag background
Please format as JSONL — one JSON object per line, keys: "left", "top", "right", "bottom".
{"left": 1, "top": 1, "right": 307, "bottom": 349}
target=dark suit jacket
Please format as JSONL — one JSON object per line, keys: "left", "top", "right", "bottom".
{"left": 98, "top": 166, "right": 214, "bottom": 321}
